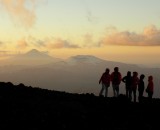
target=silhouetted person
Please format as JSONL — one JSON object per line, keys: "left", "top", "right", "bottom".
{"left": 122, "top": 71, "right": 132, "bottom": 100}
{"left": 99, "top": 68, "right": 111, "bottom": 97}
{"left": 131, "top": 71, "right": 139, "bottom": 102}
{"left": 146, "top": 76, "right": 154, "bottom": 100}
{"left": 111, "top": 67, "right": 122, "bottom": 97}
{"left": 138, "top": 74, "right": 145, "bottom": 103}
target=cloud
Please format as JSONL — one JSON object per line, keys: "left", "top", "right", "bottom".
{"left": 0, "top": 41, "right": 4, "bottom": 45}
{"left": 100, "top": 25, "right": 160, "bottom": 46}
{"left": 29, "top": 37, "right": 80, "bottom": 49}
{"left": 82, "top": 0, "right": 98, "bottom": 24}
{"left": 86, "top": 9, "right": 98, "bottom": 23}
{"left": 17, "top": 38, "right": 28, "bottom": 49}
{"left": 45, "top": 38, "right": 80, "bottom": 49}
{"left": 0, "top": 0, "right": 38, "bottom": 28}
{"left": 0, "top": 40, "right": 9, "bottom": 47}
{"left": 82, "top": 33, "right": 99, "bottom": 47}
{"left": 0, "top": 50, "right": 17, "bottom": 57}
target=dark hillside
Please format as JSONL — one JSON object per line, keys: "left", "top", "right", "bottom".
{"left": 0, "top": 82, "right": 159, "bottom": 129}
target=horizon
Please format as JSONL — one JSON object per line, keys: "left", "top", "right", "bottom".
{"left": 0, "top": 0, "right": 160, "bottom": 67}
{"left": 0, "top": 48, "right": 159, "bottom": 68}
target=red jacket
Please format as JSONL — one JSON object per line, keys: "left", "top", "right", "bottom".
{"left": 131, "top": 76, "right": 139, "bottom": 89}
{"left": 110, "top": 72, "right": 122, "bottom": 85}
{"left": 99, "top": 72, "right": 111, "bottom": 85}
{"left": 147, "top": 81, "right": 154, "bottom": 92}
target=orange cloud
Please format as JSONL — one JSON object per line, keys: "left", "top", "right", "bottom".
{"left": 0, "top": 0, "right": 37, "bottom": 28}
{"left": 0, "top": 41, "right": 4, "bottom": 45}
{"left": 100, "top": 25, "right": 160, "bottom": 46}
{"left": 0, "top": 50, "right": 17, "bottom": 57}
{"left": 82, "top": 33, "right": 99, "bottom": 47}
{"left": 30, "top": 37, "right": 80, "bottom": 49}
{"left": 46, "top": 38, "right": 80, "bottom": 49}
{"left": 17, "top": 38, "right": 28, "bottom": 49}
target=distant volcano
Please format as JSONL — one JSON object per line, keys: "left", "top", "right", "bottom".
{"left": 67, "top": 55, "right": 105, "bottom": 65}
{"left": 1, "top": 49, "right": 62, "bottom": 66}
{"left": 23, "top": 49, "right": 53, "bottom": 59}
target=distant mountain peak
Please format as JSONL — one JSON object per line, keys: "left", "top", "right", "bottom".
{"left": 26, "top": 49, "right": 43, "bottom": 55}
{"left": 70, "top": 55, "right": 103, "bottom": 61}
{"left": 27, "top": 49, "right": 40, "bottom": 54}
{"left": 24, "top": 49, "right": 51, "bottom": 58}
{"left": 67, "top": 55, "right": 105, "bottom": 65}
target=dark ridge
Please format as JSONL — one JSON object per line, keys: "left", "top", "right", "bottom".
{"left": 0, "top": 82, "right": 159, "bottom": 129}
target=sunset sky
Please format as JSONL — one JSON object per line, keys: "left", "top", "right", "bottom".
{"left": 0, "top": 0, "right": 160, "bottom": 66}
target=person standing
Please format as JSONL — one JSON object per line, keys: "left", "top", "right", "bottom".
{"left": 122, "top": 71, "right": 132, "bottom": 100}
{"left": 99, "top": 68, "right": 111, "bottom": 97}
{"left": 146, "top": 76, "right": 154, "bottom": 100}
{"left": 111, "top": 67, "right": 122, "bottom": 97}
{"left": 138, "top": 74, "right": 145, "bottom": 103}
{"left": 131, "top": 71, "right": 139, "bottom": 102}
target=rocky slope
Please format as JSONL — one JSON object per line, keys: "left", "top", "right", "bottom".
{"left": 0, "top": 82, "right": 159, "bottom": 129}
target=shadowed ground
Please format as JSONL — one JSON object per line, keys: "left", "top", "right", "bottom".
{"left": 0, "top": 82, "right": 159, "bottom": 129}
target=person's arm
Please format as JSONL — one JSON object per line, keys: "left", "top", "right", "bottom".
{"left": 122, "top": 76, "right": 126, "bottom": 83}
{"left": 99, "top": 74, "right": 103, "bottom": 84}
{"left": 119, "top": 73, "right": 122, "bottom": 84}
{"left": 110, "top": 72, "right": 113, "bottom": 82}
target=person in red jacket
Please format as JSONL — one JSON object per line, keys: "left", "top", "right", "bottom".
{"left": 99, "top": 68, "right": 111, "bottom": 97}
{"left": 110, "top": 67, "right": 122, "bottom": 97}
{"left": 146, "top": 75, "right": 154, "bottom": 100}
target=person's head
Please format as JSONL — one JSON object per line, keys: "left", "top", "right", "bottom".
{"left": 105, "top": 68, "right": 110, "bottom": 73}
{"left": 133, "top": 71, "right": 138, "bottom": 77}
{"left": 114, "top": 67, "right": 119, "bottom": 72}
{"left": 140, "top": 74, "right": 145, "bottom": 80}
{"left": 127, "top": 71, "right": 131, "bottom": 77}
{"left": 148, "top": 75, "right": 153, "bottom": 81}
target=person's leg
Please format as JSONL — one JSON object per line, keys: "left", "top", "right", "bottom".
{"left": 133, "top": 89, "right": 137, "bottom": 102}
{"left": 112, "top": 84, "right": 116, "bottom": 97}
{"left": 129, "top": 88, "right": 132, "bottom": 101}
{"left": 148, "top": 92, "right": 153, "bottom": 100}
{"left": 104, "top": 84, "right": 109, "bottom": 97}
{"left": 138, "top": 91, "right": 140, "bottom": 102}
{"left": 126, "top": 86, "right": 129, "bottom": 98}
{"left": 99, "top": 83, "right": 105, "bottom": 96}
{"left": 138, "top": 91, "right": 142, "bottom": 103}
{"left": 115, "top": 85, "right": 119, "bottom": 97}
{"left": 150, "top": 92, "right": 153, "bottom": 99}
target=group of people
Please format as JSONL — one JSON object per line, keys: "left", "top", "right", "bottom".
{"left": 99, "top": 67, "right": 154, "bottom": 102}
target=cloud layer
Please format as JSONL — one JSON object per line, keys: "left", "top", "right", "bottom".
{"left": 14, "top": 25, "right": 160, "bottom": 51}
{"left": 100, "top": 25, "right": 160, "bottom": 46}
{"left": 16, "top": 37, "right": 80, "bottom": 49}
{"left": 2, "top": 24, "right": 160, "bottom": 50}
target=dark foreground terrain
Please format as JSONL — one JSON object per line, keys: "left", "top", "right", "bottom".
{"left": 0, "top": 82, "right": 160, "bottom": 130}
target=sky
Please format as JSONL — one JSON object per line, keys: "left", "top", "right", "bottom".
{"left": 0, "top": 0, "right": 160, "bottom": 66}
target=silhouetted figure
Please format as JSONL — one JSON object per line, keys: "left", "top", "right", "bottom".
{"left": 99, "top": 68, "right": 111, "bottom": 97}
{"left": 131, "top": 71, "right": 139, "bottom": 102}
{"left": 111, "top": 67, "right": 122, "bottom": 97}
{"left": 146, "top": 76, "right": 154, "bottom": 100}
{"left": 138, "top": 74, "right": 145, "bottom": 103}
{"left": 122, "top": 71, "right": 132, "bottom": 100}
